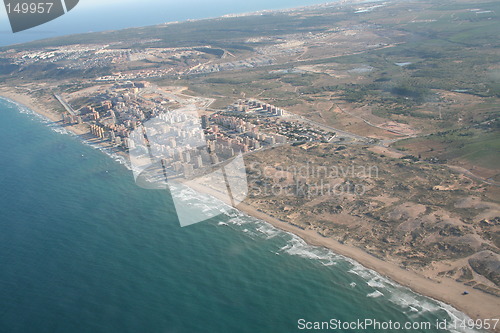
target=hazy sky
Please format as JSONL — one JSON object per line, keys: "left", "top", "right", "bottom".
{"left": 0, "top": 0, "right": 332, "bottom": 46}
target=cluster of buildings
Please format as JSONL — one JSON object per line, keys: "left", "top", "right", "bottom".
{"left": 187, "top": 55, "right": 274, "bottom": 74}
{"left": 60, "top": 84, "right": 335, "bottom": 178}
{"left": 207, "top": 113, "right": 287, "bottom": 147}
{"left": 3, "top": 44, "right": 129, "bottom": 70}
{"left": 229, "top": 99, "right": 285, "bottom": 116}
{"left": 223, "top": 99, "right": 336, "bottom": 142}
{"left": 0, "top": 27, "right": 367, "bottom": 84}
{"left": 63, "top": 81, "right": 169, "bottom": 148}
{"left": 128, "top": 110, "right": 210, "bottom": 178}
{"left": 128, "top": 107, "right": 289, "bottom": 179}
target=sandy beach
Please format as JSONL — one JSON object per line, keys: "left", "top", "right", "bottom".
{"left": 1, "top": 87, "right": 499, "bottom": 330}
{"left": 246, "top": 206, "right": 500, "bottom": 321}
{"left": 0, "top": 87, "right": 126, "bottom": 157}
{"left": 185, "top": 179, "right": 500, "bottom": 327}
{"left": 0, "top": 87, "right": 88, "bottom": 134}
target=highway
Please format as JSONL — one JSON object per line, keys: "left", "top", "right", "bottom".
{"left": 54, "top": 94, "right": 77, "bottom": 116}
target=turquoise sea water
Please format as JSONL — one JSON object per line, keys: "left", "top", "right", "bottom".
{"left": 0, "top": 0, "right": 338, "bottom": 46}
{"left": 0, "top": 98, "right": 481, "bottom": 332}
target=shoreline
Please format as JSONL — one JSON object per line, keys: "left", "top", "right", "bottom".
{"left": 243, "top": 204, "right": 500, "bottom": 320}
{"left": 0, "top": 88, "right": 84, "bottom": 134}
{"left": 186, "top": 180, "right": 500, "bottom": 326}
{"left": 1, "top": 88, "right": 499, "bottom": 329}
{"left": 0, "top": 87, "right": 128, "bottom": 160}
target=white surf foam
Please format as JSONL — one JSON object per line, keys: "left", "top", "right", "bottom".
{"left": 256, "top": 224, "right": 280, "bottom": 239}
{"left": 279, "top": 235, "right": 342, "bottom": 266}
{"left": 367, "top": 290, "right": 384, "bottom": 298}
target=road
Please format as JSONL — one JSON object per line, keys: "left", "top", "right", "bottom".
{"left": 54, "top": 94, "right": 77, "bottom": 116}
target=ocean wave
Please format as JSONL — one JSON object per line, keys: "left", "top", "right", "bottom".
{"left": 367, "top": 277, "right": 387, "bottom": 289}
{"left": 1, "top": 97, "right": 42, "bottom": 119}
{"left": 256, "top": 224, "right": 281, "bottom": 239}
{"left": 279, "top": 236, "right": 341, "bottom": 266}
{"left": 227, "top": 216, "right": 251, "bottom": 226}
{"left": 51, "top": 127, "right": 72, "bottom": 135}
{"left": 348, "top": 263, "right": 470, "bottom": 322}
{"left": 367, "top": 290, "right": 384, "bottom": 298}
{"left": 347, "top": 262, "right": 397, "bottom": 289}
{"left": 389, "top": 291, "right": 440, "bottom": 314}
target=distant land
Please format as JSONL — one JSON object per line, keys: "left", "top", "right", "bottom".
{"left": 0, "top": 0, "right": 499, "bottom": 326}
{"left": 0, "top": 0, "right": 338, "bottom": 47}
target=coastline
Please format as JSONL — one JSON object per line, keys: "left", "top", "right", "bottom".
{"left": 243, "top": 204, "right": 500, "bottom": 321}
{"left": 0, "top": 87, "right": 86, "bottom": 135}
{"left": 0, "top": 87, "right": 128, "bottom": 160}
{"left": 1, "top": 89, "right": 499, "bottom": 329}
{"left": 186, "top": 180, "right": 500, "bottom": 326}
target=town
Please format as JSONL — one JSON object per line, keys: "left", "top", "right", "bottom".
{"left": 59, "top": 82, "right": 337, "bottom": 179}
